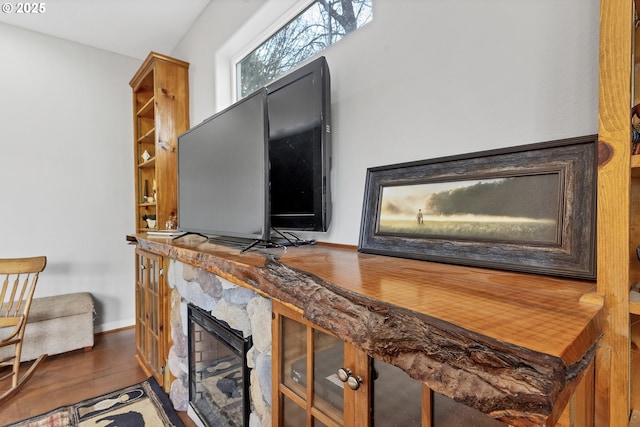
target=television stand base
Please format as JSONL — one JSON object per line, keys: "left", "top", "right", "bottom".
{"left": 206, "top": 234, "right": 316, "bottom": 253}
{"left": 172, "top": 231, "right": 208, "bottom": 241}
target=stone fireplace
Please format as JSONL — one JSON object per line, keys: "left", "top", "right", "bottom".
{"left": 165, "top": 259, "right": 272, "bottom": 427}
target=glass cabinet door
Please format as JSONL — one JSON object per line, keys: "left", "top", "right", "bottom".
{"left": 371, "top": 359, "right": 422, "bottom": 426}
{"left": 431, "top": 392, "right": 506, "bottom": 427}
{"left": 276, "top": 307, "right": 345, "bottom": 427}
{"left": 312, "top": 329, "right": 344, "bottom": 424}
{"left": 135, "top": 249, "right": 148, "bottom": 361}
{"left": 135, "top": 248, "right": 165, "bottom": 385}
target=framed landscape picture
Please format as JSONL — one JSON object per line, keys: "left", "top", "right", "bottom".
{"left": 358, "top": 135, "right": 597, "bottom": 280}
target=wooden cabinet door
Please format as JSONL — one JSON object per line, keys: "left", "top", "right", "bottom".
{"left": 343, "top": 342, "right": 370, "bottom": 427}
{"left": 135, "top": 248, "right": 165, "bottom": 386}
{"left": 272, "top": 301, "right": 372, "bottom": 427}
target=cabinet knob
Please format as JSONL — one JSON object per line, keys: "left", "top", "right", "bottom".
{"left": 347, "top": 375, "right": 363, "bottom": 391}
{"left": 337, "top": 368, "right": 352, "bottom": 383}
{"left": 337, "top": 368, "right": 363, "bottom": 390}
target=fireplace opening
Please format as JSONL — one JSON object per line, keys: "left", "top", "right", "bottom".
{"left": 188, "top": 304, "right": 252, "bottom": 427}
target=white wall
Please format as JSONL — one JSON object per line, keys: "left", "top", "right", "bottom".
{"left": 0, "top": 23, "right": 140, "bottom": 331}
{"left": 173, "top": 0, "right": 600, "bottom": 245}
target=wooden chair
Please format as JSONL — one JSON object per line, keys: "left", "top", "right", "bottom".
{"left": 0, "top": 256, "right": 47, "bottom": 404}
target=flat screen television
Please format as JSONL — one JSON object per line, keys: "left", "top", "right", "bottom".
{"left": 177, "top": 88, "right": 269, "bottom": 241}
{"left": 267, "top": 56, "right": 331, "bottom": 232}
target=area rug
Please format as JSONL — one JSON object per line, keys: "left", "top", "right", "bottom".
{"left": 5, "top": 377, "right": 184, "bottom": 427}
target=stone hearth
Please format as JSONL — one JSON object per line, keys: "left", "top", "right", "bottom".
{"left": 166, "top": 259, "right": 272, "bottom": 427}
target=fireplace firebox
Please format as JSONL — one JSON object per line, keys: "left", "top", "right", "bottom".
{"left": 188, "top": 304, "right": 252, "bottom": 427}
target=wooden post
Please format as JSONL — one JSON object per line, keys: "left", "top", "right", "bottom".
{"left": 597, "top": 0, "right": 633, "bottom": 425}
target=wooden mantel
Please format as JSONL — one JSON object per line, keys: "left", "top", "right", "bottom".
{"left": 134, "top": 234, "right": 604, "bottom": 427}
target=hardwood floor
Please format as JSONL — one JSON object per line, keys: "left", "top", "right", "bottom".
{"left": 0, "top": 327, "right": 196, "bottom": 426}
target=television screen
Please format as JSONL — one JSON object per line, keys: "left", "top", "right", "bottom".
{"left": 267, "top": 56, "right": 331, "bottom": 231}
{"left": 177, "top": 88, "right": 269, "bottom": 241}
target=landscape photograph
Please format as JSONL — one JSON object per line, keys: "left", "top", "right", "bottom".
{"left": 377, "top": 173, "right": 562, "bottom": 244}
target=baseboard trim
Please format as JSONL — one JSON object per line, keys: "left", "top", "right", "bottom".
{"left": 94, "top": 319, "right": 135, "bottom": 334}
{"left": 94, "top": 324, "right": 135, "bottom": 336}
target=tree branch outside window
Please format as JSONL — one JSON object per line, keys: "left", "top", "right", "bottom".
{"left": 237, "top": 0, "right": 372, "bottom": 99}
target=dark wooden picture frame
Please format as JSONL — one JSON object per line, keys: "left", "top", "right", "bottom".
{"left": 358, "top": 135, "right": 597, "bottom": 280}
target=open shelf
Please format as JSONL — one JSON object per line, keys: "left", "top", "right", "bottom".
{"left": 632, "top": 155, "right": 640, "bottom": 176}
{"left": 631, "top": 290, "right": 640, "bottom": 315}
{"left": 138, "top": 158, "right": 156, "bottom": 169}
{"left": 137, "top": 128, "right": 155, "bottom": 144}
{"left": 137, "top": 96, "right": 155, "bottom": 118}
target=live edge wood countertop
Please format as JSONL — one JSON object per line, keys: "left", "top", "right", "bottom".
{"left": 134, "top": 234, "right": 604, "bottom": 427}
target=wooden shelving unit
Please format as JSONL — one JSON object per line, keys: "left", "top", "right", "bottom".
{"left": 129, "top": 52, "right": 189, "bottom": 390}
{"left": 129, "top": 52, "right": 189, "bottom": 233}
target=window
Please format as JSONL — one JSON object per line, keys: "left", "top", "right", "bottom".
{"left": 236, "top": 0, "right": 372, "bottom": 99}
